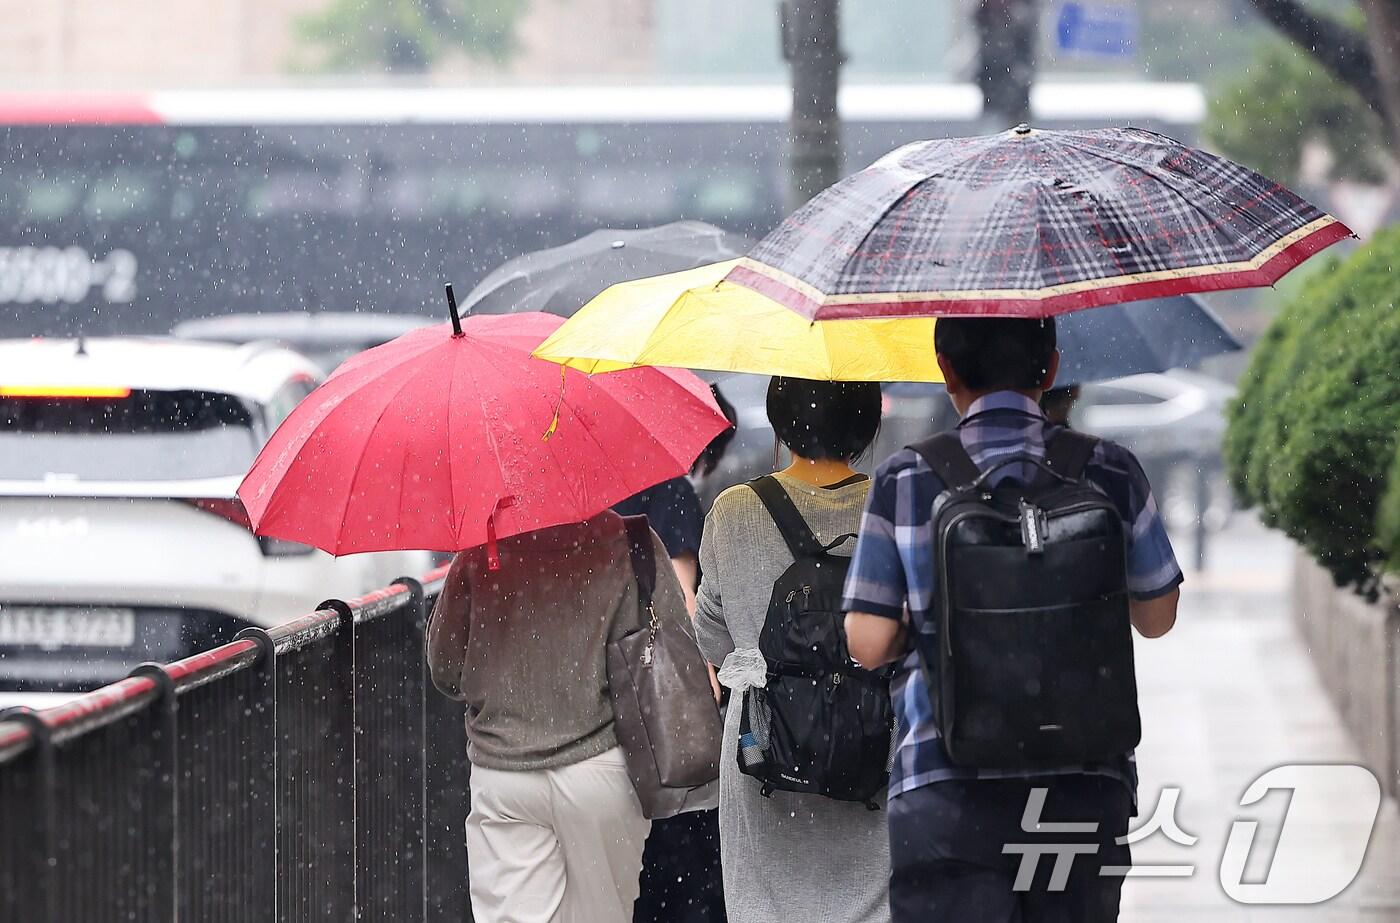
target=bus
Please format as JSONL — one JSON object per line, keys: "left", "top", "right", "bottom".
{"left": 0, "top": 82, "right": 1204, "bottom": 338}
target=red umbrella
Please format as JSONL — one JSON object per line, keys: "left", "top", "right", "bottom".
{"left": 238, "top": 302, "right": 728, "bottom": 563}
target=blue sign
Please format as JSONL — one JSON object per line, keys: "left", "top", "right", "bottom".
{"left": 1055, "top": 1, "right": 1138, "bottom": 58}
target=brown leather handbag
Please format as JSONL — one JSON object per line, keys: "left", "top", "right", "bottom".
{"left": 607, "top": 516, "right": 723, "bottom": 820}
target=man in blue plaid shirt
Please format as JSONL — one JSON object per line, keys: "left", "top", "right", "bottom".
{"left": 843, "top": 317, "right": 1182, "bottom": 922}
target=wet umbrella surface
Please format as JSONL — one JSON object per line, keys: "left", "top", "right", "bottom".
{"left": 463, "top": 220, "right": 753, "bottom": 318}
{"left": 535, "top": 261, "right": 1243, "bottom": 385}
{"left": 726, "top": 125, "right": 1352, "bottom": 320}
{"left": 238, "top": 307, "right": 729, "bottom": 557}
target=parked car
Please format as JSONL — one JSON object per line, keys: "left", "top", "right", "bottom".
{"left": 171, "top": 311, "right": 431, "bottom": 374}
{"left": 0, "top": 337, "right": 432, "bottom": 695}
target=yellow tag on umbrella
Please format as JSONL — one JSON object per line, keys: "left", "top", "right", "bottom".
{"left": 542, "top": 364, "right": 567, "bottom": 441}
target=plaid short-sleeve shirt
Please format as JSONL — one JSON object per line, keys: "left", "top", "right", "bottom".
{"left": 842, "top": 391, "right": 1183, "bottom": 800}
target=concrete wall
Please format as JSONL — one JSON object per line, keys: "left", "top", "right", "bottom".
{"left": 1292, "top": 549, "right": 1400, "bottom": 800}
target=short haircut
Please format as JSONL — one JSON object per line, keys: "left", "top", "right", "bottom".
{"left": 691, "top": 384, "right": 738, "bottom": 477}
{"left": 766, "top": 377, "right": 882, "bottom": 462}
{"left": 934, "top": 317, "right": 1057, "bottom": 392}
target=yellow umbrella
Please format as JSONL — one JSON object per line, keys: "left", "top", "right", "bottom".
{"left": 532, "top": 260, "right": 941, "bottom": 382}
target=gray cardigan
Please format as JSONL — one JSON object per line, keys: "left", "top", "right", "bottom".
{"left": 427, "top": 510, "right": 689, "bottom": 772}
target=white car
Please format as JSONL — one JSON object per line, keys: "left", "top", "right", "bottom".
{"left": 0, "top": 337, "right": 432, "bottom": 697}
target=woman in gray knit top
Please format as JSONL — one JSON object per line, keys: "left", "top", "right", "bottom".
{"left": 694, "top": 378, "right": 892, "bottom": 923}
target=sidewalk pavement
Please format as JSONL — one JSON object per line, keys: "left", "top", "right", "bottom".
{"left": 1122, "top": 515, "right": 1400, "bottom": 922}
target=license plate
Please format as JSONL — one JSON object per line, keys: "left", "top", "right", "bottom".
{"left": 0, "top": 606, "right": 137, "bottom": 650}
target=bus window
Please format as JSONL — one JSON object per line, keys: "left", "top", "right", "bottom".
{"left": 577, "top": 168, "right": 679, "bottom": 222}
{"left": 84, "top": 169, "right": 155, "bottom": 222}
{"left": 688, "top": 173, "right": 762, "bottom": 222}
{"left": 247, "top": 168, "right": 364, "bottom": 218}
{"left": 377, "top": 165, "right": 565, "bottom": 218}
{"left": 23, "top": 174, "right": 85, "bottom": 222}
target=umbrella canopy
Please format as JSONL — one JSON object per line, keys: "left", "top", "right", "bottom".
{"left": 727, "top": 125, "right": 1351, "bottom": 321}
{"left": 464, "top": 220, "right": 753, "bottom": 317}
{"left": 1055, "top": 292, "right": 1241, "bottom": 386}
{"left": 533, "top": 261, "right": 942, "bottom": 382}
{"left": 534, "top": 261, "right": 1241, "bottom": 385}
{"left": 239, "top": 311, "right": 729, "bottom": 557}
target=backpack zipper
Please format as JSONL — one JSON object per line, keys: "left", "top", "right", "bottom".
{"left": 784, "top": 585, "right": 814, "bottom": 606}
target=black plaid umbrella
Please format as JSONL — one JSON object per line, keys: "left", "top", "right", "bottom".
{"left": 465, "top": 221, "right": 753, "bottom": 317}
{"left": 729, "top": 126, "right": 1351, "bottom": 321}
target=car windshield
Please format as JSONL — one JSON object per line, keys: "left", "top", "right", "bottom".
{"left": 0, "top": 389, "right": 258, "bottom": 482}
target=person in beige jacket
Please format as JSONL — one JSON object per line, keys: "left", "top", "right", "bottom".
{"left": 427, "top": 509, "right": 690, "bottom": 923}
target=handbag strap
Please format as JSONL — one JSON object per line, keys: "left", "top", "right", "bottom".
{"left": 620, "top": 515, "right": 656, "bottom": 613}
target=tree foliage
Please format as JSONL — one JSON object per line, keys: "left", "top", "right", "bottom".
{"left": 1225, "top": 226, "right": 1400, "bottom": 596}
{"left": 1206, "top": 37, "right": 1390, "bottom": 185}
{"left": 294, "top": 0, "right": 529, "bottom": 74}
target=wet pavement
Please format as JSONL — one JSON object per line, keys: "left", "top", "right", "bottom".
{"left": 1122, "top": 515, "right": 1400, "bottom": 922}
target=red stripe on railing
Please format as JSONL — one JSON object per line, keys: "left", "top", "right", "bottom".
{"left": 163, "top": 638, "right": 261, "bottom": 684}
{"left": 40, "top": 676, "right": 158, "bottom": 730}
{"left": 345, "top": 583, "right": 409, "bottom": 609}
{"left": 0, "top": 722, "right": 31, "bottom": 751}
{"left": 18, "top": 564, "right": 449, "bottom": 731}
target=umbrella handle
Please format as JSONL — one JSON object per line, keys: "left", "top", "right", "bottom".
{"left": 445, "top": 283, "right": 464, "bottom": 337}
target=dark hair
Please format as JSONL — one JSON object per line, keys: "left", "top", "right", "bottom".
{"left": 934, "top": 317, "right": 1057, "bottom": 392}
{"left": 766, "top": 377, "right": 882, "bottom": 462}
{"left": 1039, "top": 385, "right": 1080, "bottom": 424}
{"left": 691, "top": 384, "right": 738, "bottom": 477}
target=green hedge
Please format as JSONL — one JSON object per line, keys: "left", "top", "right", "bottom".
{"left": 1224, "top": 225, "right": 1400, "bottom": 596}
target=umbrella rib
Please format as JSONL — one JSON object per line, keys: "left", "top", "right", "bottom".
{"left": 577, "top": 376, "right": 704, "bottom": 484}
{"left": 329, "top": 364, "right": 431, "bottom": 557}
{"left": 1058, "top": 135, "right": 1281, "bottom": 241}
{"left": 458, "top": 339, "right": 524, "bottom": 543}
{"left": 823, "top": 137, "right": 999, "bottom": 300}
{"left": 444, "top": 344, "right": 464, "bottom": 542}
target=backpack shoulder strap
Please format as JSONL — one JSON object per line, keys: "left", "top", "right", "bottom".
{"left": 747, "top": 475, "right": 824, "bottom": 560}
{"left": 620, "top": 515, "right": 656, "bottom": 609}
{"left": 907, "top": 432, "right": 981, "bottom": 490}
{"left": 1044, "top": 429, "right": 1099, "bottom": 482}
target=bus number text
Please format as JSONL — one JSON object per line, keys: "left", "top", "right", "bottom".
{"left": 0, "top": 246, "right": 138, "bottom": 305}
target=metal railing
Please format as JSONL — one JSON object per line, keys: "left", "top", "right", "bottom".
{"left": 0, "top": 567, "right": 471, "bottom": 923}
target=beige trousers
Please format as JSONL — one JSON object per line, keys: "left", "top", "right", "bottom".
{"left": 466, "top": 747, "right": 651, "bottom": 923}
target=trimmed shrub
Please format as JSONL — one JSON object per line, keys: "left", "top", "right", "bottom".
{"left": 1376, "top": 436, "right": 1400, "bottom": 576}
{"left": 1224, "top": 273, "right": 1315, "bottom": 508}
{"left": 1224, "top": 226, "right": 1400, "bottom": 596}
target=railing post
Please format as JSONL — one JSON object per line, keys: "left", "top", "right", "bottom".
{"left": 0, "top": 708, "right": 57, "bottom": 923}
{"left": 234, "top": 626, "right": 279, "bottom": 912}
{"left": 128, "top": 663, "right": 179, "bottom": 923}
{"left": 354, "top": 580, "right": 429, "bottom": 922}
{"left": 420, "top": 578, "right": 472, "bottom": 923}
{"left": 276, "top": 602, "right": 356, "bottom": 923}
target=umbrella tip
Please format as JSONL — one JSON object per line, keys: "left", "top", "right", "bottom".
{"left": 445, "top": 283, "right": 464, "bottom": 337}
{"left": 1013, "top": 123, "right": 1032, "bottom": 136}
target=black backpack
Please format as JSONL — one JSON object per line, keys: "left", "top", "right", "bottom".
{"left": 735, "top": 475, "right": 894, "bottom": 807}
{"left": 909, "top": 430, "right": 1141, "bottom": 769}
